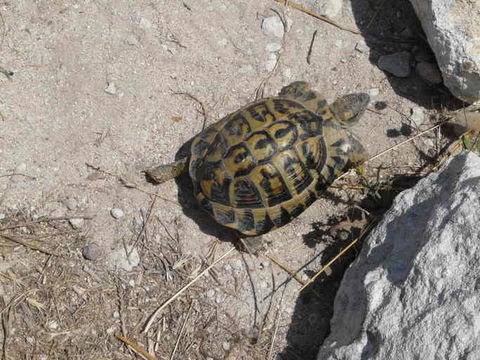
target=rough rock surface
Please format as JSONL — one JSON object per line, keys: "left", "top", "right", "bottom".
{"left": 318, "top": 151, "right": 480, "bottom": 360}
{"left": 409, "top": 0, "right": 480, "bottom": 102}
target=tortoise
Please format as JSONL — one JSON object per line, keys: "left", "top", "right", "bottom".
{"left": 146, "top": 81, "right": 369, "bottom": 251}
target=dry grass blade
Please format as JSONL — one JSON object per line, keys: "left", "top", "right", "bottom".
{"left": 297, "top": 221, "right": 377, "bottom": 294}
{"left": 0, "top": 233, "right": 60, "bottom": 257}
{"left": 265, "top": 254, "right": 306, "bottom": 285}
{"left": 0, "top": 215, "right": 93, "bottom": 232}
{"left": 171, "top": 91, "right": 209, "bottom": 130}
{"left": 143, "top": 247, "right": 236, "bottom": 333}
{"left": 115, "top": 333, "right": 158, "bottom": 360}
{"left": 273, "top": 0, "right": 360, "bottom": 34}
{"left": 306, "top": 30, "right": 317, "bottom": 65}
{"left": 85, "top": 163, "right": 180, "bottom": 206}
{"left": 169, "top": 302, "right": 193, "bottom": 360}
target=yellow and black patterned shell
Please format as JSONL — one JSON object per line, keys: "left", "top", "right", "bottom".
{"left": 189, "top": 97, "right": 354, "bottom": 236}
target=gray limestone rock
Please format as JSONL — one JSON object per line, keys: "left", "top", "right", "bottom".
{"left": 318, "top": 151, "right": 480, "bottom": 360}
{"left": 409, "top": 0, "right": 480, "bottom": 103}
{"left": 378, "top": 52, "right": 411, "bottom": 78}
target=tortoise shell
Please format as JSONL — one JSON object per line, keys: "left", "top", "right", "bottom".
{"left": 187, "top": 82, "right": 368, "bottom": 236}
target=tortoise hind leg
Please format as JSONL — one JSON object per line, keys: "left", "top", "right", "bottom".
{"left": 279, "top": 81, "right": 327, "bottom": 114}
{"left": 145, "top": 157, "right": 189, "bottom": 184}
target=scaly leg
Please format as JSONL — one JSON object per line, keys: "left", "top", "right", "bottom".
{"left": 145, "top": 157, "right": 189, "bottom": 184}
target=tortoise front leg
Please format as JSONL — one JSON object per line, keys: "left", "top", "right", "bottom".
{"left": 145, "top": 157, "right": 189, "bottom": 184}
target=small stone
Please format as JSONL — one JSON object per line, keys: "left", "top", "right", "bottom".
{"left": 139, "top": 17, "right": 153, "bottom": 29}
{"left": 265, "top": 53, "right": 277, "bottom": 71}
{"left": 104, "top": 82, "right": 117, "bottom": 95}
{"left": 377, "top": 52, "right": 411, "bottom": 77}
{"left": 261, "top": 16, "right": 284, "bottom": 38}
{"left": 82, "top": 243, "right": 103, "bottom": 261}
{"left": 222, "top": 342, "right": 231, "bottom": 351}
{"left": 416, "top": 62, "right": 443, "bottom": 85}
{"left": 283, "top": 67, "right": 292, "bottom": 79}
{"left": 46, "top": 320, "right": 58, "bottom": 330}
{"left": 0, "top": 213, "right": 5, "bottom": 221}
{"left": 238, "top": 65, "right": 253, "bottom": 74}
{"left": 335, "top": 40, "right": 343, "bottom": 48}
{"left": 124, "top": 36, "right": 138, "bottom": 46}
{"left": 217, "top": 38, "right": 228, "bottom": 46}
{"left": 206, "top": 289, "right": 215, "bottom": 298}
{"left": 409, "top": 107, "right": 425, "bottom": 127}
{"left": 65, "top": 198, "right": 78, "bottom": 210}
{"left": 232, "top": 259, "right": 243, "bottom": 271}
{"left": 69, "top": 218, "right": 84, "bottom": 229}
{"left": 316, "top": 0, "right": 343, "bottom": 19}
{"left": 355, "top": 39, "right": 369, "bottom": 53}
{"left": 368, "top": 88, "right": 380, "bottom": 97}
{"left": 265, "top": 42, "right": 282, "bottom": 52}
{"left": 108, "top": 246, "right": 140, "bottom": 271}
{"left": 110, "top": 208, "right": 124, "bottom": 219}
{"left": 113, "top": 311, "right": 120, "bottom": 318}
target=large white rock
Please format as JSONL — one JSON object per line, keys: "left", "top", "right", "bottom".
{"left": 409, "top": 0, "right": 480, "bottom": 103}
{"left": 318, "top": 151, "right": 480, "bottom": 359}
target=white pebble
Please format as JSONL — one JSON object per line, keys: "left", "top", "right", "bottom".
{"left": 69, "top": 218, "right": 84, "bottom": 229}
{"left": 104, "top": 82, "right": 117, "bottom": 95}
{"left": 368, "top": 88, "right": 380, "bottom": 97}
{"left": 124, "top": 36, "right": 138, "bottom": 46}
{"left": 46, "top": 320, "right": 58, "bottom": 330}
{"left": 222, "top": 342, "right": 231, "bottom": 351}
{"left": 206, "top": 289, "right": 216, "bottom": 298}
{"left": 265, "top": 42, "right": 282, "bottom": 52}
{"left": 66, "top": 198, "right": 78, "bottom": 210}
{"left": 261, "top": 16, "right": 284, "bottom": 38}
{"left": 355, "top": 39, "right": 369, "bottom": 53}
{"left": 113, "top": 311, "right": 120, "bottom": 318}
{"left": 0, "top": 213, "right": 5, "bottom": 220}
{"left": 265, "top": 53, "right": 277, "bottom": 71}
{"left": 409, "top": 107, "right": 425, "bottom": 127}
{"left": 111, "top": 208, "right": 124, "bottom": 219}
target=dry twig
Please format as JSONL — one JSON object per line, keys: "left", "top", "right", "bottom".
{"left": 273, "top": 0, "right": 360, "bottom": 34}
{"left": 169, "top": 302, "right": 193, "bottom": 360}
{"left": 171, "top": 91, "right": 209, "bottom": 130}
{"left": 115, "top": 333, "right": 158, "bottom": 360}
{"left": 0, "top": 233, "right": 60, "bottom": 257}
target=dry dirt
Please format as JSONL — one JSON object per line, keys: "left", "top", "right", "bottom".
{"left": 0, "top": 0, "right": 459, "bottom": 359}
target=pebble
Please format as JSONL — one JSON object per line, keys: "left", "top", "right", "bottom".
{"left": 104, "top": 82, "right": 117, "bottom": 95}
{"left": 46, "top": 320, "right": 58, "bottom": 330}
{"left": 238, "top": 65, "right": 253, "bottom": 74}
{"left": 111, "top": 208, "right": 124, "bottom": 219}
{"left": 0, "top": 213, "right": 5, "bottom": 221}
{"left": 265, "top": 53, "right": 277, "bottom": 71}
{"left": 416, "top": 62, "right": 443, "bottom": 84}
{"left": 82, "top": 243, "right": 103, "bottom": 261}
{"left": 409, "top": 107, "right": 425, "bottom": 127}
{"left": 124, "top": 36, "right": 138, "bottom": 46}
{"left": 377, "top": 52, "right": 411, "bottom": 77}
{"left": 206, "top": 289, "right": 216, "bottom": 298}
{"left": 69, "top": 218, "right": 84, "bottom": 229}
{"left": 265, "top": 42, "right": 282, "bottom": 52}
{"left": 222, "top": 342, "right": 231, "bottom": 351}
{"left": 113, "top": 311, "right": 120, "bottom": 318}
{"left": 65, "top": 198, "right": 78, "bottom": 210}
{"left": 355, "top": 39, "right": 369, "bottom": 53}
{"left": 108, "top": 246, "right": 140, "bottom": 271}
{"left": 368, "top": 88, "right": 380, "bottom": 97}
{"left": 261, "top": 16, "right": 284, "bottom": 38}
{"left": 232, "top": 259, "right": 243, "bottom": 271}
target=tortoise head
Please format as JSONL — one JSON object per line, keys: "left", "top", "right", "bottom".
{"left": 330, "top": 93, "right": 370, "bottom": 126}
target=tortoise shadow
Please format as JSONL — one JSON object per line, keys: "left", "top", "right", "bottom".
{"left": 350, "top": 0, "right": 463, "bottom": 110}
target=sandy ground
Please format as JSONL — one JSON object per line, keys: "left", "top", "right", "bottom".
{"left": 0, "top": 0, "right": 458, "bottom": 359}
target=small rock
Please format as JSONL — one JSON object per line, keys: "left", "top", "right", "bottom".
{"left": 65, "top": 198, "right": 78, "bottom": 210}
{"left": 265, "top": 53, "right": 277, "bottom": 71}
{"left": 110, "top": 208, "right": 124, "bottom": 219}
{"left": 416, "top": 62, "right": 443, "bottom": 85}
{"left": 104, "top": 82, "right": 117, "bottom": 95}
{"left": 355, "top": 39, "right": 369, "bottom": 53}
{"left": 261, "top": 16, "right": 284, "bottom": 38}
{"left": 206, "top": 289, "right": 216, "bottom": 298}
{"left": 82, "top": 243, "right": 103, "bottom": 261}
{"left": 232, "top": 259, "right": 243, "bottom": 271}
{"left": 139, "top": 17, "right": 153, "bottom": 29}
{"left": 377, "top": 52, "right": 411, "bottom": 77}
{"left": 238, "top": 65, "right": 253, "bottom": 74}
{"left": 222, "top": 342, "right": 231, "bottom": 351}
{"left": 69, "top": 218, "right": 84, "bottom": 229}
{"left": 317, "top": 0, "right": 343, "bottom": 19}
{"left": 0, "top": 213, "right": 5, "bottom": 221}
{"left": 124, "top": 36, "right": 138, "bottom": 46}
{"left": 265, "top": 42, "right": 282, "bottom": 52}
{"left": 335, "top": 39, "right": 343, "bottom": 48}
{"left": 367, "top": 88, "right": 380, "bottom": 97}
{"left": 113, "top": 311, "right": 120, "bottom": 318}
{"left": 409, "top": 107, "right": 425, "bottom": 127}
{"left": 46, "top": 320, "right": 58, "bottom": 331}
{"left": 108, "top": 246, "right": 140, "bottom": 271}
